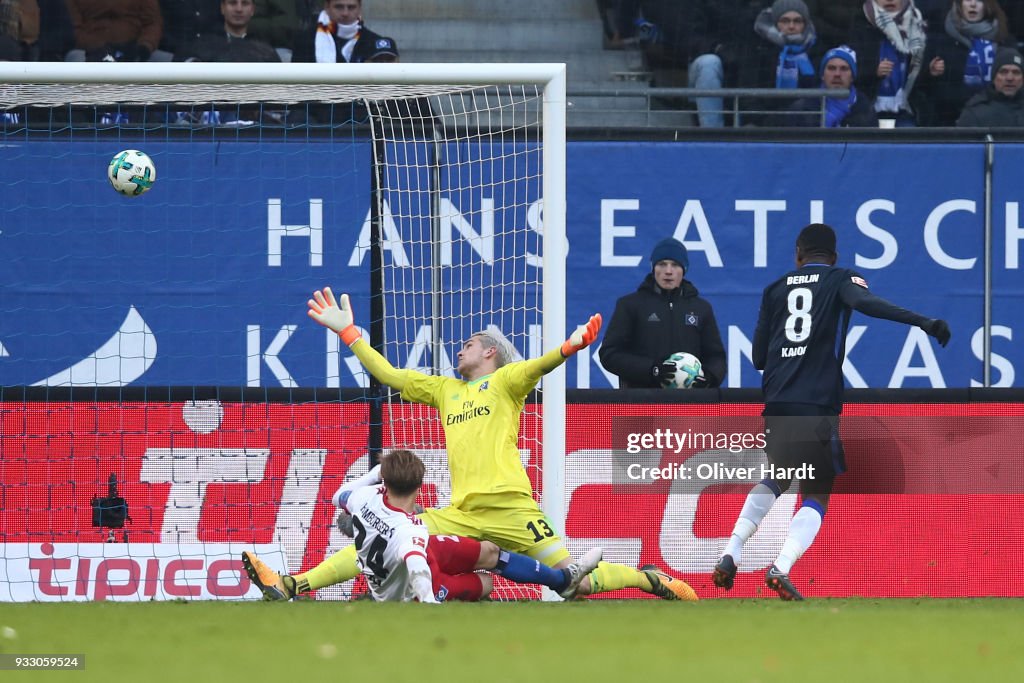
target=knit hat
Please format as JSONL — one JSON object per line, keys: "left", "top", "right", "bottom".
{"left": 821, "top": 45, "right": 857, "bottom": 79}
{"left": 650, "top": 237, "right": 689, "bottom": 271}
{"left": 771, "top": 0, "right": 810, "bottom": 22}
{"left": 796, "top": 223, "right": 837, "bottom": 255}
{"left": 993, "top": 47, "right": 1024, "bottom": 74}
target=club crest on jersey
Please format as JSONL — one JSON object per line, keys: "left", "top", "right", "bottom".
{"left": 851, "top": 276, "right": 868, "bottom": 288}
{"left": 436, "top": 586, "right": 449, "bottom": 602}
{"left": 685, "top": 313, "right": 698, "bottom": 326}
{"left": 479, "top": 381, "right": 489, "bottom": 391}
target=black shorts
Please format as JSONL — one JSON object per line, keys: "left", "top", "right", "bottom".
{"left": 763, "top": 403, "right": 846, "bottom": 490}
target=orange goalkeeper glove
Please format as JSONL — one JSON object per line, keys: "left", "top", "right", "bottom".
{"left": 307, "top": 287, "right": 361, "bottom": 346}
{"left": 561, "top": 313, "right": 602, "bottom": 357}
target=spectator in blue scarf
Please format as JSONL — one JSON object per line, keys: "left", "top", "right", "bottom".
{"left": 784, "top": 45, "right": 881, "bottom": 126}
{"left": 920, "top": 0, "right": 1017, "bottom": 125}
{"left": 849, "top": 0, "right": 942, "bottom": 126}
{"left": 736, "top": 0, "right": 822, "bottom": 124}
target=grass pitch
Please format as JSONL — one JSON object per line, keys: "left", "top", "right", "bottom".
{"left": 2, "top": 599, "right": 1021, "bottom": 682}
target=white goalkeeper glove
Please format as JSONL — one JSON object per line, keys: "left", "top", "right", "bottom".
{"left": 307, "top": 287, "right": 361, "bottom": 346}
{"left": 560, "top": 313, "right": 603, "bottom": 358}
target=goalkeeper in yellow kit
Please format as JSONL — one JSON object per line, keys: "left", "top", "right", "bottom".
{"left": 243, "top": 287, "right": 697, "bottom": 601}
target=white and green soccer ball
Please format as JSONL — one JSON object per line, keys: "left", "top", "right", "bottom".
{"left": 662, "top": 351, "right": 702, "bottom": 389}
{"left": 108, "top": 149, "right": 156, "bottom": 197}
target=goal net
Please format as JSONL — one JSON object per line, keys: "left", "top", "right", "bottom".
{"left": 0, "top": 63, "right": 566, "bottom": 602}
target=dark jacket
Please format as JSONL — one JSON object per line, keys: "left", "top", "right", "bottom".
{"left": 957, "top": 85, "right": 1024, "bottom": 126}
{"left": 847, "top": 13, "right": 930, "bottom": 119}
{"left": 803, "top": 0, "right": 862, "bottom": 50}
{"left": 734, "top": 13, "right": 823, "bottom": 126}
{"left": 640, "top": 0, "right": 759, "bottom": 72}
{"left": 783, "top": 87, "right": 879, "bottom": 127}
{"left": 174, "top": 32, "right": 281, "bottom": 62}
{"left": 294, "top": 23, "right": 388, "bottom": 63}
{"left": 599, "top": 274, "right": 726, "bottom": 388}
{"left": 157, "top": 0, "right": 219, "bottom": 55}
{"left": 918, "top": 16, "right": 1016, "bottom": 126}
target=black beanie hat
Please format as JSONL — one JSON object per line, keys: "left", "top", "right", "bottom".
{"left": 650, "top": 237, "right": 689, "bottom": 271}
{"left": 994, "top": 47, "right": 1024, "bottom": 75}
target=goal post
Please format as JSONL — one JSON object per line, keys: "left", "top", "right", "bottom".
{"left": 0, "top": 62, "right": 567, "bottom": 601}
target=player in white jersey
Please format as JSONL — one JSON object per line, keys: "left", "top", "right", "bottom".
{"left": 338, "top": 458, "right": 435, "bottom": 602}
{"left": 246, "top": 449, "right": 601, "bottom": 602}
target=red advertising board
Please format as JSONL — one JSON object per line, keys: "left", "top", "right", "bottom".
{"left": 2, "top": 400, "right": 1021, "bottom": 599}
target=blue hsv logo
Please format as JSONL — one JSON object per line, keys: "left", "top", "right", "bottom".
{"left": 436, "top": 586, "right": 449, "bottom": 602}
{"left": 685, "top": 313, "right": 699, "bottom": 326}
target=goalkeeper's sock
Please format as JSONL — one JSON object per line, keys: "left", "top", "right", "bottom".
{"left": 724, "top": 480, "right": 781, "bottom": 565}
{"left": 493, "top": 550, "right": 570, "bottom": 592}
{"left": 295, "top": 544, "right": 360, "bottom": 591}
{"left": 587, "top": 561, "right": 650, "bottom": 594}
{"left": 773, "top": 500, "right": 824, "bottom": 574}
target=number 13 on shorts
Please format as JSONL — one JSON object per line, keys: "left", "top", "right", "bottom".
{"left": 526, "top": 517, "right": 555, "bottom": 542}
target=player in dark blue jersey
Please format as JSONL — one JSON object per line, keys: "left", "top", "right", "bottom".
{"left": 712, "top": 223, "right": 950, "bottom": 600}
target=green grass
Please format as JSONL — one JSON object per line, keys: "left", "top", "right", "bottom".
{"left": 2, "top": 599, "right": 1022, "bottom": 682}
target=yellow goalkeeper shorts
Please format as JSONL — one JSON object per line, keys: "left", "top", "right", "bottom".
{"left": 417, "top": 491, "right": 570, "bottom": 566}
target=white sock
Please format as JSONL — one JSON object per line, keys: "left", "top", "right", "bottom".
{"left": 723, "top": 483, "right": 778, "bottom": 565}
{"left": 773, "top": 505, "right": 823, "bottom": 574}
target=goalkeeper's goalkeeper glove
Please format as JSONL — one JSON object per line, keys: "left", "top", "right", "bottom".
{"left": 307, "top": 287, "right": 361, "bottom": 346}
{"left": 560, "top": 313, "right": 602, "bottom": 357}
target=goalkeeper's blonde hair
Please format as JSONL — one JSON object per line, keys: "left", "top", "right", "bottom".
{"left": 472, "top": 328, "right": 514, "bottom": 368}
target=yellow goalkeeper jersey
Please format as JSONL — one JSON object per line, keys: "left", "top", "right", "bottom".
{"left": 400, "top": 348, "right": 563, "bottom": 509}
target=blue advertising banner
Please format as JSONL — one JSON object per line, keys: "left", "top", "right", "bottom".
{"left": 0, "top": 139, "right": 1019, "bottom": 388}
{"left": 569, "top": 142, "right": 1006, "bottom": 390}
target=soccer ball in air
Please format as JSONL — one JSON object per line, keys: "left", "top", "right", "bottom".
{"left": 108, "top": 150, "right": 156, "bottom": 197}
{"left": 661, "top": 352, "right": 702, "bottom": 389}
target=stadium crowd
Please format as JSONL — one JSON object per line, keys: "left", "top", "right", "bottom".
{"left": 598, "top": 0, "right": 1024, "bottom": 126}
{"left": 2, "top": 0, "right": 1022, "bottom": 127}
{"left": 0, "top": 0, "right": 398, "bottom": 64}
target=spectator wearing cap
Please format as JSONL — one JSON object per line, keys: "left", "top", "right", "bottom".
{"left": 785, "top": 45, "right": 880, "bottom": 126}
{"left": 736, "top": 0, "right": 823, "bottom": 125}
{"left": 957, "top": 45, "right": 1024, "bottom": 124}
{"left": 599, "top": 237, "right": 726, "bottom": 389}
{"left": 366, "top": 34, "right": 397, "bottom": 62}
{"left": 920, "top": 0, "right": 1017, "bottom": 126}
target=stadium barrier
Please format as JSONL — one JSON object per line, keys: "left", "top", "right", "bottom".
{"left": 2, "top": 388, "right": 1020, "bottom": 600}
